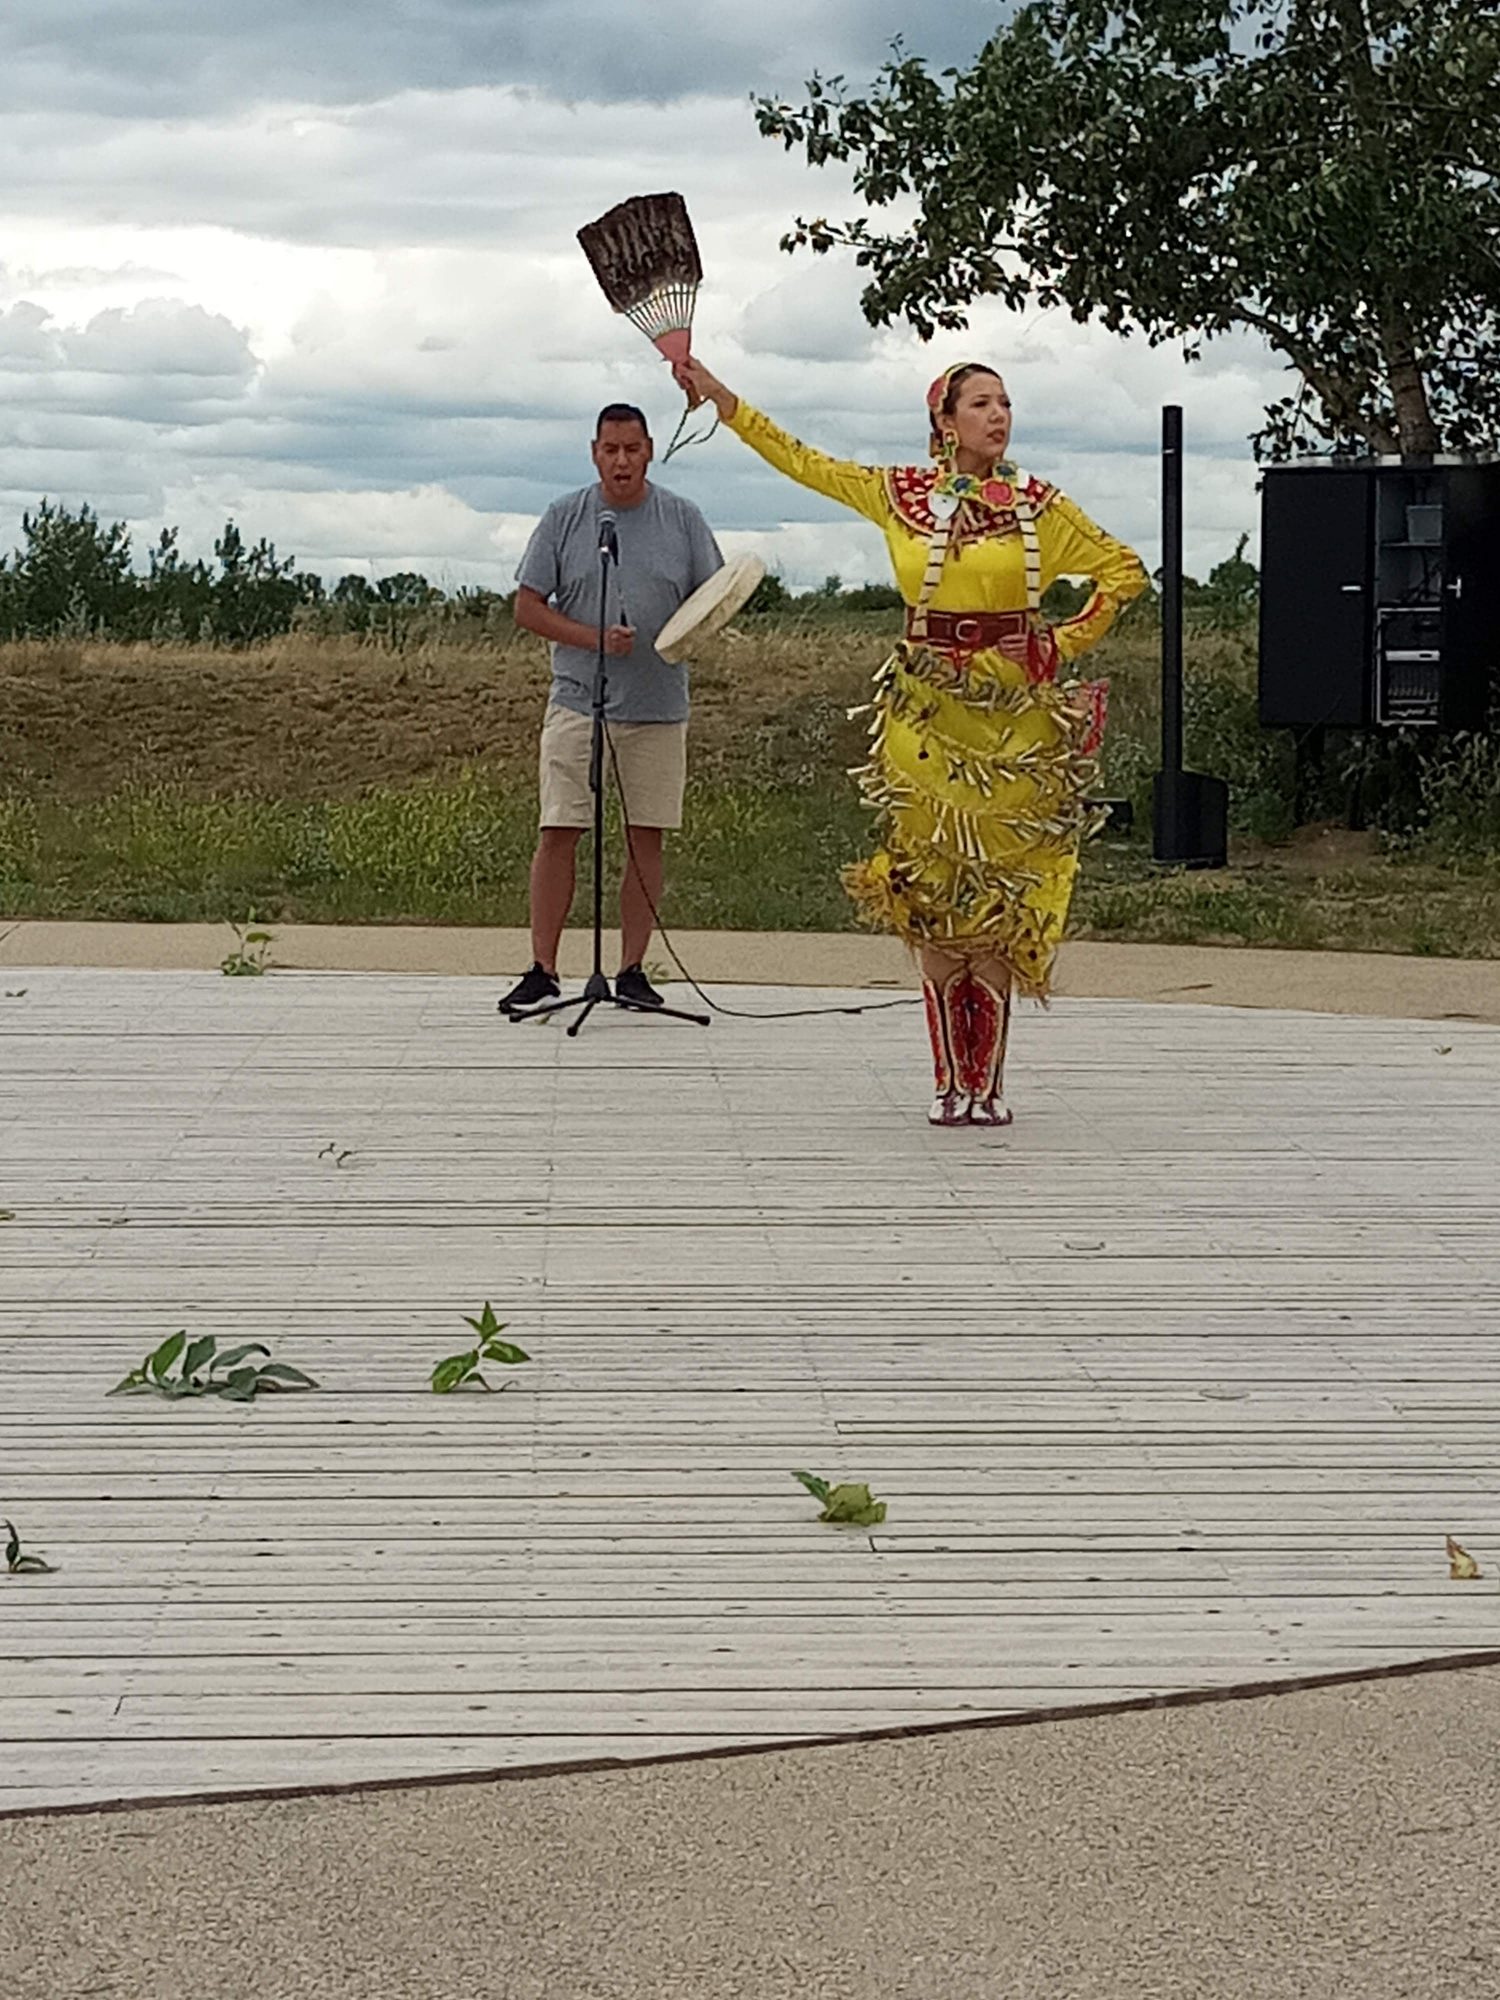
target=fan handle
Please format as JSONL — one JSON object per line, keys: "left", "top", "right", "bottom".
{"left": 653, "top": 328, "right": 692, "bottom": 365}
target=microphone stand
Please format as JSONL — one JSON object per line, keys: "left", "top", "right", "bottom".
{"left": 507, "top": 516, "right": 710, "bottom": 1037}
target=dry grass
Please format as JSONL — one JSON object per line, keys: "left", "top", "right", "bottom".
{"left": 2, "top": 618, "right": 1497, "bottom": 957}
{"left": 0, "top": 612, "right": 1214, "bottom": 800}
{"left": 0, "top": 622, "right": 894, "bottom": 801}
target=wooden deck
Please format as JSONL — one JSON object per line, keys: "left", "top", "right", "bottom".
{"left": 2, "top": 967, "right": 1498, "bottom": 1814}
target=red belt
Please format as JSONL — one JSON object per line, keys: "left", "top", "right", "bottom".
{"left": 906, "top": 609, "right": 1032, "bottom": 652}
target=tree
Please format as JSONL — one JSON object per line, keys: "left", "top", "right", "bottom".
{"left": 448, "top": 584, "right": 513, "bottom": 623}
{"left": 1183, "top": 533, "right": 1259, "bottom": 622}
{"left": 756, "top": 1, "right": 1500, "bottom": 458}
{"left": 212, "top": 521, "right": 303, "bottom": 643}
{"left": 140, "top": 526, "right": 215, "bottom": 640}
{"left": 842, "top": 581, "right": 905, "bottom": 611}
{"left": 5, "top": 500, "right": 135, "bottom": 634}
{"left": 375, "top": 572, "right": 440, "bottom": 608}
{"left": 745, "top": 571, "right": 792, "bottom": 615}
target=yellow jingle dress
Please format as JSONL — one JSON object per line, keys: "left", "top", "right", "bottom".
{"left": 726, "top": 401, "right": 1147, "bottom": 1000}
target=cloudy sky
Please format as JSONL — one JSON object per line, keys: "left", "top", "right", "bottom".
{"left": 0, "top": 1, "right": 1286, "bottom": 592}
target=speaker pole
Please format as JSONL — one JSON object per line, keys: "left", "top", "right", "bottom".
{"left": 1160, "top": 404, "right": 1184, "bottom": 807}
{"left": 1151, "top": 404, "right": 1229, "bottom": 868}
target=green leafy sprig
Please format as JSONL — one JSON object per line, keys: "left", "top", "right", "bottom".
{"left": 110, "top": 1331, "right": 317, "bottom": 1402}
{"left": 792, "top": 1470, "right": 887, "bottom": 1525}
{"left": 431, "top": 1303, "right": 530, "bottom": 1394}
{"left": 221, "top": 912, "right": 274, "bottom": 976}
{"left": 5, "top": 1519, "right": 56, "bottom": 1574}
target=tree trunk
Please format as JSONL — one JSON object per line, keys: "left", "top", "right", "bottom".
{"left": 1238, "top": 309, "right": 1400, "bottom": 454}
{"left": 1329, "top": 0, "right": 1443, "bottom": 456}
{"left": 1380, "top": 303, "right": 1442, "bottom": 456}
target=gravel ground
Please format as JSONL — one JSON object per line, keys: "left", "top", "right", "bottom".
{"left": 5, "top": 1666, "right": 1500, "bottom": 2000}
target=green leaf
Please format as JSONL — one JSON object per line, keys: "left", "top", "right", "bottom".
{"left": 108, "top": 1368, "right": 148, "bottom": 1395}
{"left": 819, "top": 1483, "right": 887, "bottom": 1526}
{"left": 4, "top": 1521, "right": 17, "bottom": 1568}
{"left": 12, "top": 1554, "right": 56, "bottom": 1574}
{"left": 216, "top": 1368, "right": 261, "bottom": 1402}
{"left": 480, "top": 1339, "right": 530, "bottom": 1366}
{"left": 214, "top": 1343, "right": 270, "bottom": 1372}
{"left": 148, "top": 1330, "right": 187, "bottom": 1381}
{"left": 791, "top": 1469, "right": 831, "bottom": 1503}
{"left": 431, "top": 1351, "right": 478, "bottom": 1394}
{"left": 254, "top": 1363, "right": 318, "bottom": 1391}
{"left": 181, "top": 1335, "right": 217, "bottom": 1381}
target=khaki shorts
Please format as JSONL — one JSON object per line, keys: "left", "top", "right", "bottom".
{"left": 538, "top": 700, "right": 687, "bottom": 831}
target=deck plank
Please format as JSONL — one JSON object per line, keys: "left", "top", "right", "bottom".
{"left": 2, "top": 968, "right": 1498, "bottom": 1812}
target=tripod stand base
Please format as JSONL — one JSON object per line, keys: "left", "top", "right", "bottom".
{"left": 507, "top": 975, "right": 710, "bottom": 1035}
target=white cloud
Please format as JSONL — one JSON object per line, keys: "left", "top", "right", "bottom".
{"left": 0, "top": 56, "right": 1292, "bottom": 593}
{"left": 739, "top": 261, "right": 881, "bottom": 364}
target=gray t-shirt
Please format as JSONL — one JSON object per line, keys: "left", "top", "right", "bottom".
{"left": 515, "top": 483, "right": 723, "bottom": 723}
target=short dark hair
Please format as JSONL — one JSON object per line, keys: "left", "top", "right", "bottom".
{"left": 595, "top": 403, "right": 650, "bottom": 440}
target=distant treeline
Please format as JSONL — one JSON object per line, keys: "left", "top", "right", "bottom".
{"left": 0, "top": 502, "right": 505, "bottom": 646}
{"left": 0, "top": 500, "right": 1259, "bottom": 645}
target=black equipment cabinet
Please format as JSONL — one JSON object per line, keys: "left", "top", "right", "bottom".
{"left": 1258, "top": 459, "right": 1500, "bottom": 732}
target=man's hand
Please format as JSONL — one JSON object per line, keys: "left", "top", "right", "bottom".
{"left": 515, "top": 587, "right": 636, "bottom": 657}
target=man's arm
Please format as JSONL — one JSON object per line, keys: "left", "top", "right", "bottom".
{"left": 684, "top": 506, "right": 725, "bottom": 594}
{"left": 515, "top": 587, "right": 636, "bottom": 660}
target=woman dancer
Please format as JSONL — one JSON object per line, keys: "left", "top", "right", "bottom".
{"left": 676, "top": 357, "right": 1146, "bottom": 1126}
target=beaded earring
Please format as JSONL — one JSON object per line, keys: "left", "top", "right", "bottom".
{"left": 928, "top": 426, "right": 958, "bottom": 467}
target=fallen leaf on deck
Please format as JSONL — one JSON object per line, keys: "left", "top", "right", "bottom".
{"left": 1446, "top": 1535, "right": 1481, "bottom": 1581}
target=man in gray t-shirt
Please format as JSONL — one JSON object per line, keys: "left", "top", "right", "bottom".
{"left": 499, "top": 403, "right": 723, "bottom": 1015}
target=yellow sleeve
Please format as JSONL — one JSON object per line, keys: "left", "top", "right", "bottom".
{"left": 726, "top": 401, "right": 891, "bottom": 526}
{"left": 1041, "top": 492, "right": 1149, "bottom": 664}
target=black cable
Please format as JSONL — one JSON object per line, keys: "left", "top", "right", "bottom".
{"left": 600, "top": 713, "right": 922, "bottom": 1023}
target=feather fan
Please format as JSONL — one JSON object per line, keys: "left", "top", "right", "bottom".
{"left": 577, "top": 192, "right": 702, "bottom": 365}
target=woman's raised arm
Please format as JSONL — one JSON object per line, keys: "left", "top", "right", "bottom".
{"left": 675, "top": 357, "right": 890, "bottom": 526}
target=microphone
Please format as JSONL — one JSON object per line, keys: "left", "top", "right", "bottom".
{"left": 597, "top": 509, "right": 619, "bottom": 562}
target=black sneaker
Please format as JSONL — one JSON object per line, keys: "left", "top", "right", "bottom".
{"left": 498, "top": 963, "right": 560, "bottom": 1014}
{"left": 615, "top": 963, "right": 664, "bottom": 1008}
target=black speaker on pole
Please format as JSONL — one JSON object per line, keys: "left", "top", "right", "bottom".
{"left": 1153, "top": 405, "right": 1228, "bottom": 868}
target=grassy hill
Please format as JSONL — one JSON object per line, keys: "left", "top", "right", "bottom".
{"left": 0, "top": 612, "right": 1495, "bottom": 957}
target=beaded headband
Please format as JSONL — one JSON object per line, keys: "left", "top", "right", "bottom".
{"left": 926, "top": 362, "right": 999, "bottom": 418}
{"left": 927, "top": 363, "right": 1002, "bottom": 462}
